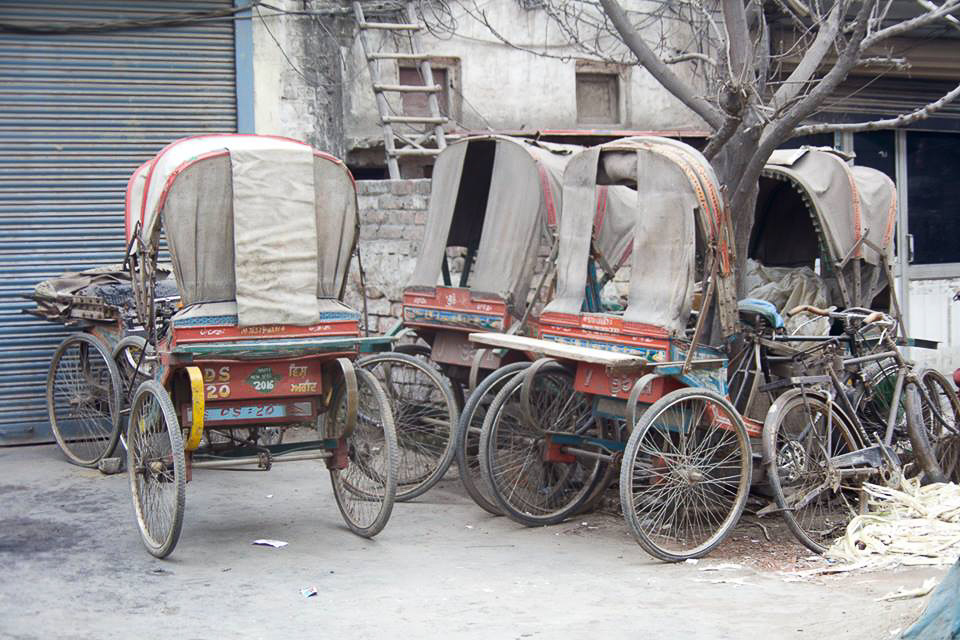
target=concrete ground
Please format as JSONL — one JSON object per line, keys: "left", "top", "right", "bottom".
{"left": 0, "top": 443, "right": 946, "bottom": 640}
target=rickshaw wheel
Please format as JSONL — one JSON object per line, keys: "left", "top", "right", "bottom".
{"left": 621, "top": 388, "right": 752, "bottom": 562}
{"left": 358, "top": 352, "right": 458, "bottom": 502}
{"left": 327, "top": 369, "right": 399, "bottom": 537}
{"left": 126, "top": 380, "right": 186, "bottom": 559}
{"left": 47, "top": 334, "right": 122, "bottom": 467}
{"left": 479, "top": 363, "right": 607, "bottom": 527}
{"left": 455, "top": 362, "right": 532, "bottom": 515}
{"left": 761, "top": 393, "right": 858, "bottom": 554}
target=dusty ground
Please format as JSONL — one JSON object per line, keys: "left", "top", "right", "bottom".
{"left": 0, "top": 443, "right": 947, "bottom": 640}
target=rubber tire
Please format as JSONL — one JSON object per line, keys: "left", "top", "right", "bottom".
{"left": 918, "top": 368, "right": 960, "bottom": 482}
{"left": 621, "top": 388, "right": 752, "bottom": 562}
{"left": 359, "top": 352, "right": 460, "bottom": 501}
{"left": 329, "top": 368, "right": 399, "bottom": 538}
{"left": 126, "top": 379, "right": 186, "bottom": 559}
{"left": 904, "top": 382, "right": 948, "bottom": 484}
{"left": 762, "top": 392, "right": 858, "bottom": 554}
{"left": 455, "top": 362, "right": 531, "bottom": 515}
{"left": 479, "top": 363, "right": 606, "bottom": 527}
{"left": 48, "top": 333, "right": 123, "bottom": 467}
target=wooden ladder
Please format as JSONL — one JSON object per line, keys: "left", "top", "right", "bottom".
{"left": 352, "top": 1, "right": 448, "bottom": 179}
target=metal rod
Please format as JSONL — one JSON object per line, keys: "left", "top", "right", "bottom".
{"left": 843, "top": 350, "right": 900, "bottom": 367}
{"left": 560, "top": 447, "right": 615, "bottom": 462}
{"left": 191, "top": 451, "right": 330, "bottom": 470}
{"left": 883, "top": 367, "right": 907, "bottom": 446}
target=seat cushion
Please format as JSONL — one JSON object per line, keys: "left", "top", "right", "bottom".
{"left": 738, "top": 298, "right": 784, "bottom": 330}
{"left": 172, "top": 298, "right": 359, "bottom": 329}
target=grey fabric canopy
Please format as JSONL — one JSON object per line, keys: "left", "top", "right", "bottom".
{"left": 409, "top": 135, "right": 576, "bottom": 312}
{"left": 753, "top": 147, "right": 896, "bottom": 308}
{"left": 125, "top": 135, "right": 358, "bottom": 327}
{"left": 547, "top": 136, "right": 737, "bottom": 338}
{"left": 408, "top": 135, "right": 639, "bottom": 318}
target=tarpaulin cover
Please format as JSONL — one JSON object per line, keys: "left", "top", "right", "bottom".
{"left": 744, "top": 259, "right": 831, "bottom": 336}
{"left": 547, "top": 137, "right": 730, "bottom": 337}
{"left": 902, "top": 557, "right": 960, "bottom": 639}
{"left": 231, "top": 147, "right": 318, "bottom": 326}
{"left": 32, "top": 265, "right": 177, "bottom": 323}
{"left": 125, "top": 135, "right": 357, "bottom": 327}
{"left": 758, "top": 147, "right": 895, "bottom": 307}
{"left": 409, "top": 136, "right": 576, "bottom": 310}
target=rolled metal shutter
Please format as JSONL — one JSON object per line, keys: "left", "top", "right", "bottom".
{"left": 0, "top": 1, "right": 237, "bottom": 444}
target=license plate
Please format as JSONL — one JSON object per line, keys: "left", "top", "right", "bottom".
{"left": 205, "top": 404, "right": 286, "bottom": 422}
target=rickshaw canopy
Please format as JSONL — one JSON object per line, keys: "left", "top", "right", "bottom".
{"left": 547, "top": 137, "right": 738, "bottom": 338}
{"left": 409, "top": 135, "right": 636, "bottom": 312}
{"left": 753, "top": 147, "right": 896, "bottom": 308}
{"left": 409, "top": 135, "right": 570, "bottom": 307}
{"left": 124, "top": 135, "right": 358, "bottom": 327}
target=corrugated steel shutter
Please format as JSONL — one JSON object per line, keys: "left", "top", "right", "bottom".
{"left": 0, "top": 1, "right": 237, "bottom": 444}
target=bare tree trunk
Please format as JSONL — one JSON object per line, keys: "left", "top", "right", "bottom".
{"left": 710, "top": 127, "right": 762, "bottom": 298}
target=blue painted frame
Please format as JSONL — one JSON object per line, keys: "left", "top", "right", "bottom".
{"left": 234, "top": 0, "right": 255, "bottom": 133}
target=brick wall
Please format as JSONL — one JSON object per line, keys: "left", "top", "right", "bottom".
{"left": 344, "top": 179, "right": 431, "bottom": 333}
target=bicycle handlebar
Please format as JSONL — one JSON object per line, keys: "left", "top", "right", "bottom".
{"left": 787, "top": 304, "right": 830, "bottom": 317}
{"left": 787, "top": 305, "right": 890, "bottom": 326}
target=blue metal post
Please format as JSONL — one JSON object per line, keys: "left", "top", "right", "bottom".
{"left": 234, "top": 0, "right": 255, "bottom": 133}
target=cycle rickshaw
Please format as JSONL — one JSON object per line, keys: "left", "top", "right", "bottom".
{"left": 31, "top": 135, "right": 399, "bottom": 557}
{"left": 381, "top": 134, "right": 635, "bottom": 505}
{"left": 730, "top": 146, "right": 904, "bottom": 423}
{"left": 726, "top": 147, "right": 956, "bottom": 550}
{"left": 470, "top": 137, "right": 753, "bottom": 562}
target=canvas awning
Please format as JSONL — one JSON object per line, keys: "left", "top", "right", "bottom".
{"left": 546, "top": 136, "right": 737, "bottom": 337}
{"left": 755, "top": 147, "right": 896, "bottom": 307}
{"left": 409, "top": 135, "right": 575, "bottom": 310}
{"left": 124, "top": 135, "right": 357, "bottom": 326}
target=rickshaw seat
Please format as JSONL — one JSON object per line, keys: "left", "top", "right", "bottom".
{"left": 737, "top": 298, "right": 784, "bottom": 330}
{"left": 171, "top": 298, "right": 360, "bottom": 329}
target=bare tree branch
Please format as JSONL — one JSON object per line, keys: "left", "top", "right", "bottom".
{"left": 663, "top": 52, "right": 717, "bottom": 66}
{"left": 863, "top": 0, "right": 960, "bottom": 47}
{"left": 770, "top": 3, "right": 843, "bottom": 112}
{"left": 721, "top": 0, "right": 752, "bottom": 84}
{"left": 752, "top": 3, "right": 771, "bottom": 95}
{"left": 597, "top": 0, "right": 725, "bottom": 129}
{"left": 740, "top": 0, "right": 876, "bottom": 198}
{"left": 858, "top": 56, "right": 909, "bottom": 68}
{"left": 703, "top": 112, "right": 743, "bottom": 159}
{"left": 916, "top": 0, "right": 960, "bottom": 32}
{"left": 792, "top": 80, "right": 960, "bottom": 135}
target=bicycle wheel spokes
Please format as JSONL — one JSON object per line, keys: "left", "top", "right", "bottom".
{"left": 329, "top": 369, "right": 398, "bottom": 537}
{"left": 360, "top": 353, "right": 457, "bottom": 500}
{"left": 481, "top": 365, "right": 604, "bottom": 526}
{"left": 127, "top": 380, "right": 185, "bottom": 558}
{"left": 766, "top": 394, "right": 859, "bottom": 554}
{"left": 622, "top": 390, "right": 750, "bottom": 561}
{"left": 456, "top": 363, "right": 530, "bottom": 515}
